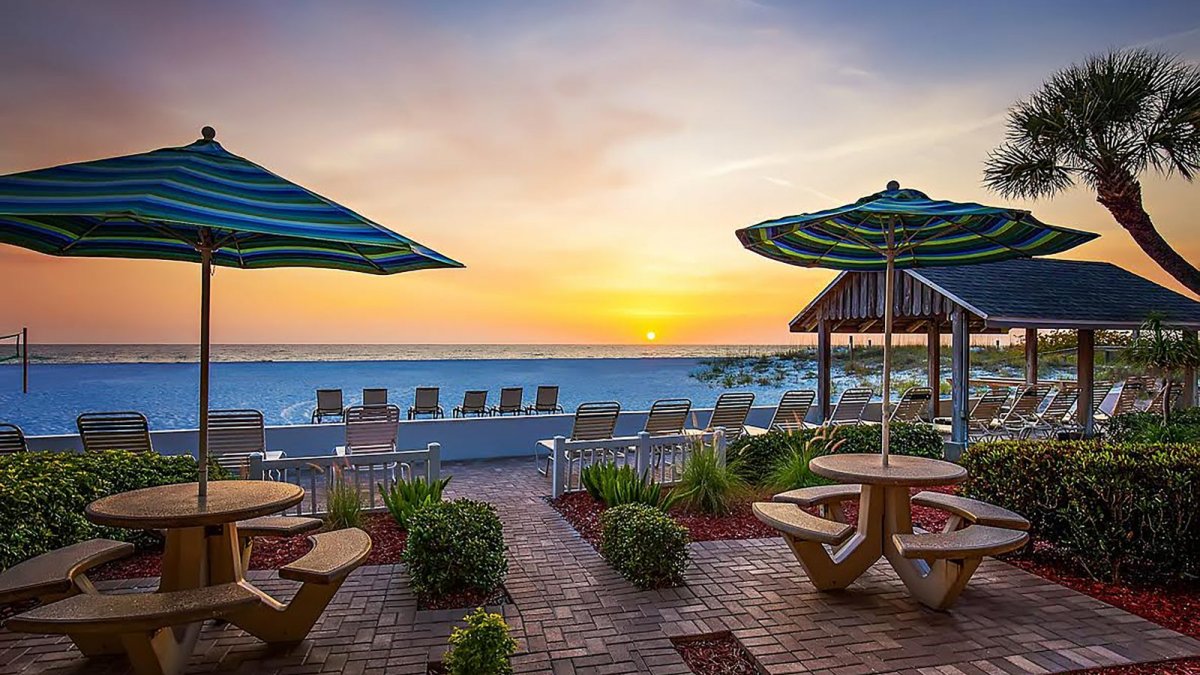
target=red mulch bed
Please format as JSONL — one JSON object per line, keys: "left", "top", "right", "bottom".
{"left": 89, "top": 513, "right": 407, "bottom": 582}
{"left": 549, "top": 491, "right": 775, "bottom": 548}
{"left": 673, "top": 633, "right": 758, "bottom": 675}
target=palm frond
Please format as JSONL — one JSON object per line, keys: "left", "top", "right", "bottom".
{"left": 983, "top": 143, "right": 1074, "bottom": 199}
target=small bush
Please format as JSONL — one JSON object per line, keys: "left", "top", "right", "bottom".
{"left": 0, "top": 450, "right": 228, "bottom": 569}
{"left": 1106, "top": 408, "right": 1200, "bottom": 444}
{"left": 579, "top": 462, "right": 681, "bottom": 511}
{"left": 443, "top": 607, "right": 517, "bottom": 675}
{"left": 600, "top": 503, "right": 689, "bottom": 589}
{"left": 962, "top": 440, "right": 1200, "bottom": 583}
{"left": 380, "top": 475, "right": 451, "bottom": 529}
{"left": 674, "top": 444, "right": 747, "bottom": 515}
{"left": 728, "top": 422, "right": 943, "bottom": 486}
{"left": 403, "top": 499, "right": 508, "bottom": 601}
{"left": 324, "top": 466, "right": 362, "bottom": 530}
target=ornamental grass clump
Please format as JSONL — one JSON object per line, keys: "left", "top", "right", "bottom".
{"left": 324, "top": 465, "right": 362, "bottom": 530}
{"left": 579, "top": 462, "right": 681, "bottom": 511}
{"left": 600, "top": 503, "right": 689, "bottom": 589}
{"left": 403, "top": 498, "right": 508, "bottom": 601}
{"left": 379, "top": 475, "right": 451, "bottom": 529}
{"left": 767, "top": 427, "right": 843, "bottom": 492}
{"left": 673, "top": 443, "right": 747, "bottom": 515}
{"left": 442, "top": 607, "right": 517, "bottom": 675}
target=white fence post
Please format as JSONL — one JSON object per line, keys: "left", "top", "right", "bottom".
{"left": 550, "top": 436, "right": 567, "bottom": 499}
{"left": 636, "top": 431, "right": 651, "bottom": 477}
{"left": 427, "top": 442, "right": 441, "bottom": 481}
{"left": 715, "top": 429, "right": 727, "bottom": 465}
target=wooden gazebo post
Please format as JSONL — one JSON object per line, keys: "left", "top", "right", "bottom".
{"left": 1024, "top": 327, "right": 1038, "bottom": 384}
{"left": 1182, "top": 329, "right": 1197, "bottom": 409}
{"left": 817, "top": 317, "right": 832, "bottom": 421}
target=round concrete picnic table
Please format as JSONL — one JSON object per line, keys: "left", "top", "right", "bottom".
{"left": 805, "top": 453, "right": 967, "bottom": 595}
{"left": 87, "top": 480, "right": 303, "bottom": 591}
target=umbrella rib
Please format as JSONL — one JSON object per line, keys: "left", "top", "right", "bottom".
{"left": 58, "top": 222, "right": 105, "bottom": 253}
{"left": 346, "top": 242, "right": 388, "bottom": 273}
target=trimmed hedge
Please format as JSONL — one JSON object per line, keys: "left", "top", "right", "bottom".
{"left": 728, "top": 422, "right": 943, "bottom": 486}
{"left": 600, "top": 503, "right": 689, "bottom": 589}
{"left": 403, "top": 498, "right": 508, "bottom": 601}
{"left": 961, "top": 440, "right": 1200, "bottom": 583}
{"left": 0, "top": 450, "right": 226, "bottom": 570}
{"left": 1106, "top": 408, "right": 1200, "bottom": 443}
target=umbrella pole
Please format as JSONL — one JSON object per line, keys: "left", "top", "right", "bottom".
{"left": 198, "top": 232, "right": 212, "bottom": 498}
{"left": 881, "top": 226, "right": 895, "bottom": 467}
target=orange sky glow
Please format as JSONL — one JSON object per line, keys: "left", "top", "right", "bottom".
{"left": 1, "top": 1, "right": 1198, "bottom": 345}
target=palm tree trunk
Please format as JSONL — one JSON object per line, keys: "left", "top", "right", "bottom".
{"left": 1097, "top": 179, "right": 1200, "bottom": 296}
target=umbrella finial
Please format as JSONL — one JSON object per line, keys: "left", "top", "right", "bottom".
{"left": 201, "top": 126, "right": 216, "bottom": 141}
{"left": 886, "top": 180, "right": 900, "bottom": 191}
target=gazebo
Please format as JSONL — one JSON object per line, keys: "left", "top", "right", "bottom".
{"left": 790, "top": 258, "right": 1200, "bottom": 452}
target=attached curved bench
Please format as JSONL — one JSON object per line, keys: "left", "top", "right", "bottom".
{"left": 236, "top": 515, "right": 323, "bottom": 572}
{"left": 910, "top": 492, "right": 1030, "bottom": 532}
{"left": 229, "top": 527, "right": 372, "bottom": 644}
{"left": 888, "top": 524, "right": 1029, "bottom": 610}
{"left": 7, "top": 582, "right": 259, "bottom": 674}
{"left": 772, "top": 484, "right": 861, "bottom": 523}
{"left": 0, "top": 538, "right": 134, "bottom": 605}
{"left": 752, "top": 502, "right": 853, "bottom": 546}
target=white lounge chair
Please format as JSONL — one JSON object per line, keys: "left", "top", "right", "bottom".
{"left": 1025, "top": 383, "right": 1079, "bottom": 438}
{"left": 76, "top": 412, "right": 153, "bottom": 453}
{"left": 746, "top": 390, "right": 816, "bottom": 436}
{"left": 934, "top": 389, "right": 1008, "bottom": 441}
{"left": 687, "top": 392, "right": 755, "bottom": 442}
{"left": 643, "top": 398, "right": 691, "bottom": 436}
{"left": 537, "top": 401, "right": 621, "bottom": 476}
{"left": 828, "top": 388, "right": 872, "bottom": 425}
{"left": 208, "top": 409, "right": 286, "bottom": 476}
{"left": 338, "top": 404, "right": 405, "bottom": 482}
{"left": 890, "top": 387, "right": 934, "bottom": 423}
{"left": 0, "top": 423, "right": 27, "bottom": 454}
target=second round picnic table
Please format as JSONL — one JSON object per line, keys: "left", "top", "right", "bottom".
{"left": 806, "top": 453, "right": 968, "bottom": 603}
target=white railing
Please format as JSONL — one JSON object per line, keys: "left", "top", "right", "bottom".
{"left": 549, "top": 429, "right": 726, "bottom": 499}
{"left": 245, "top": 443, "right": 441, "bottom": 516}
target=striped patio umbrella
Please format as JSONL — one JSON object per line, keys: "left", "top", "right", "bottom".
{"left": 736, "top": 181, "right": 1096, "bottom": 464}
{"left": 0, "top": 127, "right": 463, "bottom": 494}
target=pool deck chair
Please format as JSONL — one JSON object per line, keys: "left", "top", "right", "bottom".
{"left": 890, "top": 387, "right": 933, "bottom": 423}
{"left": 76, "top": 412, "right": 153, "bottom": 454}
{"left": 934, "top": 389, "right": 1008, "bottom": 441}
{"left": 0, "top": 423, "right": 27, "bottom": 454}
{"left": 1097, "top": 378, "right": 1145, "bottom": 429}
{"left": 527, "top": 385, "right": 564, "bottom": 414}
{"left": 643, "top": 398, "right": 691, "bottom": 435}
{"left": 491, "top": 387, "right": 525, "bottom": 416}
{"left": 998, "top": 384, "right": 1052, "bottom": 438}
{"left": 338, "top": 404, "right": 404, "bottom": 482}
{"left": 828, "top": 388, "right": 872, "bottom": 425}
{"left": 688, "top": 392, "right": 755, "bottom": 442}
{"left": 454, "top": 390, "right": 489, "bottom": 417}
{"left": 1026, "top": 383, "right": 1079, "bottom": 438}
{"left": 362, "top": 388, "right": 388, "bottom": 407}
{"left": 312, "top": 389, "right": 345, "bottom": 424}
{"left": 1090, "top": 381, "right": 1115, "bottom": 418}
{"left": 407, "top": 387, "right": 443, "bottom": 419}
{"left": 537, "top": 401, "right": 621, "bottom": 476}
{"left": 747, "top": 390, "right": 815, "bottom": 436}
{"left": 1144, "top": 381, "right": 1183, "bottom": 416}
{"left": 208, "top": 409, "right": 285, "bottom": 476}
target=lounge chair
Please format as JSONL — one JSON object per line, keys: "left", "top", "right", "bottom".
{"left": 643, "top": 399, "right": 692, "bottom": 435}
{"left": 407, "top": 387, "right": 443, "bottom": 419}
{"left": 527, "top": 385, "right": 564, "bottom": 414}
{"left": 491, "top": 387, "right": 525, "bottom": 416}
{"left": 76, "top": 412, "right": 153, "bottom": 453}
{"left": 338, "top": 404, "right": 405, "bottom": 482}
{"left": 362, "top": 388, "right": 388, "bottom": 407}
{"left": 1090, "top": 380, "right": 1116, "bottom": 419}
{"left": 688, "top": 392, "right": 755, "bottom": 442}
{"left": 997, "top": 384, "right": 1053, "bottom": 438}
{"left": 890, "top": 387, "right": 933, "bottom": 423}
{"left": 1025, "top": 382, "right": 1079, "bottom": 438}
{"left": 208, "top": 409, "right": 285, "bottom": 475}
{"left": 828, "top": 387, "right": 872, "bottom": 425}
{"left": 311, "top": 389, "right": 345, "bottom": 424}
{"left": 453, "top": 390, "right": 489, "bottom": 417}
{"left": 746, "top": 390, "right": 816, "bottom": 436}
{"left": 537, "top": 401, "right": 621, "bottom": 475}
{"left": 934, "top": 389, "right": 1008, "bottom": 441}
{"left": 0, "top": 423, "right": 27, "bottom": 454}
{"left": 1144, "top": 381, "right": 1183, "bottom": 416}
{"left": 1096, "top": 378, "right": 1145, "bottom": 429}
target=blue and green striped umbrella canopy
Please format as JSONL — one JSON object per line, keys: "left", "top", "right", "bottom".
{"left": 736, "top": 182, "right": 1096, "bottom": 270}
{"left": 0, "top": 128, "right": 463, "bottom": 274}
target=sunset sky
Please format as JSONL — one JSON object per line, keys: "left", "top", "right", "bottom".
{"left": 1, "top": 0, "right": 1198, "bottom": 345}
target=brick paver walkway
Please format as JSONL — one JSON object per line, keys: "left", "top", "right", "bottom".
{"left": 2, "top": 457, "right": 1198, "bottom": 674}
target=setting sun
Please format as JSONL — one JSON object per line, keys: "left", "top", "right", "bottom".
{"left": 645, "top": 331, "right": 656, "bottom": 341}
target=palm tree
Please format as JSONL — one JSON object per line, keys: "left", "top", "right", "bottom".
{"left": 984, "top": 49, "right": 1200, "bottom": 296}
{"left": 1123, "top": 313, "right": 1200, "bottom": 424}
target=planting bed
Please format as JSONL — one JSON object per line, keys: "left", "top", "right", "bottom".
{"left": 673, "top": 632, "right": 759, "bottom": 675}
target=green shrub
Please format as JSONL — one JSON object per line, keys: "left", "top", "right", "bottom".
{"left": 324, "top": 467, "right": 362, "bottom": 530}
{"left": 443, "top": 607, "right": 517, "bottom": 675}
{"left": 380, "top": 475, "right": 451, "bottom": 529}
{"left": 599, "top": 503, "right": 689, "bottom": 589}
{"left": 403, "top": 498, "right": 508, "bottom": 601}
{"left": 728, "top": 422, "right": 943, "bottom": 486}
{"left": 579, "top": 462, "right": 681, "bottom": 511}
{"left": 674, "top": 445, "right": 747, "bottom": 515}
{"left": 962, "top": 440, "right": 1200, "bottom": 583}
{"left": 767, "top": 427, "right": 843, "bottom": 492}
{"left": 1107, "top": 408, "right": 1200, "bottom": 444}
{"left": 0, "top": 450, "right": 229, "bottom": 569}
